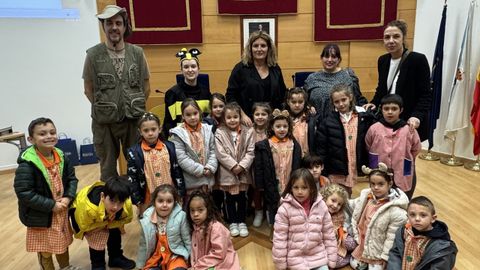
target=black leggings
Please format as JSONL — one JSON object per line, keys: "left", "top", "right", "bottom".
{"left": 225, "top": 191, "right": 247, "bottom": 224}
{"left": 211, "top": 189, "right": 229, "bottom": 223}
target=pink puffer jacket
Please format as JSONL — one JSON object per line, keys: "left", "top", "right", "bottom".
{"left": 272, "top": 194, "right": 337, "bottom": 270}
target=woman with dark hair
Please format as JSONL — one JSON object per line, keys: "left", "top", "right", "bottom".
{"left": 304, "top": 43, "right": 367, "bottom": 122}
{"left": 364, "top": 20, "right": 432, "bottom": 141}
{"left": 226, "top": 31, "right": 287, "bottom": 126}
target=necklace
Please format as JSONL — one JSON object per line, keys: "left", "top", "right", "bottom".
{"left": 107, "top": 46, "right": 125, "bottom": 52}
{"left": 106, "top": 42, "right": 125, "bottom": 52}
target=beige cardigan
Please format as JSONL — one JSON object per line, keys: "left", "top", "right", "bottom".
{"left": 214, "top": 124, "right": 255, "bottom": 186}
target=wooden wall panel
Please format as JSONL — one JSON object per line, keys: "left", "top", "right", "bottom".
{"left": 144, "top": 44, "right": 240, "bottom": 72}
{"left": 203, "top": 15, "right": 239, "bottom": 43}
{"left": 203, "top": 0, "right": 219, "bottom": 16}
{"left": 349, "top": 41, "right": 385, "bottom": 68}
{"left": 298, "top": 0, "right": 313, "bottom": 14}
{"left": 398, "top": 0, "right": 416, "bottom": 10}
{"left": 398, "top": 10, "right": 416, "bottom": 39}
{"left": 354, "top": 67, "right": 379, "bottom": 92}
{"left": 279, "top": 14, "right": 313, "bottom": 42}
{"left": 278, "top": 42, "right": 350, "bottom": 69}
{"left": 96, "top": 0, "right": 417, "bottom": 104}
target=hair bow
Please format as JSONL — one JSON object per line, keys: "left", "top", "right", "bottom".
{"left": 175, "top": 48, "right": 201, "bottom": 61}
{"left": 272, "top": 109, "right": 290, "bottom": 119}
{"left": 361, "top": 162, "right": 391, "bottom": 175}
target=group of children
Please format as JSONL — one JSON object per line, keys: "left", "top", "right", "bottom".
{"left": 14, "top": 83, "right": 457, "bottom": 270}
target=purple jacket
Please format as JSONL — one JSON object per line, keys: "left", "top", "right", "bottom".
{"left": 272, "top": 194, "right": 337, "bottom": 270}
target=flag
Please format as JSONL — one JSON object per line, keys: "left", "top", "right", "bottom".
{"left": 471, "top": 68, "right": 480, "bottom": 155}
{"left": 427, "top": 4, "right": 447, "bottom": 150}
{"left": 444, "top": 1, "right": 475, "bottom": 140}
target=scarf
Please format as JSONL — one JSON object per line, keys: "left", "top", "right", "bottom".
{"left": 379, "top": 117, "right": 407, "bottom": 132}
{"left": 331, "top": 211, "right": 348, "bottom": 257}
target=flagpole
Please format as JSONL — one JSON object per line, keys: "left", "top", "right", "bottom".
{"left": 440, "top": 133, "right": 463, "bottom": 166}
{"left": 464, "top": 155, "right": 480, "bottom": 172}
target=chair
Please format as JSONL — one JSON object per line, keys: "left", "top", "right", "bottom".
{"left": 176, "top": 73, "right": 210, "bottom": 89}
{"left": 291, "top": 71, "right": 314, "bottom": 87}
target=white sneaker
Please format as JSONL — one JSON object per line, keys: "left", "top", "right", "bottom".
{"left": 229, "top": 223, "right": 239, "bottom": 237}
{"left": 238, "top": 223, "right": 249, "bottom": 237}
{"left": 253, "top": 210, "right": 264, "bottom": 227}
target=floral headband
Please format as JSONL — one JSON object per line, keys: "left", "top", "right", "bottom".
{"left": 176, "top": 48, "right": 201, "bottom": 63}
{"left": 361, "top": 162, "right": 393, "bottom": 176}
{"left": 272, "top": 109, "right": 289, "bottom": 119}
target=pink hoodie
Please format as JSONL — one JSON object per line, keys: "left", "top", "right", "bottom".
{"left": 190, "top": 220, "right": 240, "bottom": 270}
{"left": 272, "top": 194, "right": 337, "bottom": 270}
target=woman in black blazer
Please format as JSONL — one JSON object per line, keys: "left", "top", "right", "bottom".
{"left": 226, "top": 31, "right": 287, "bottom": 126}
{"left": 365, "top": 20, "right": 432, "bottom": 141}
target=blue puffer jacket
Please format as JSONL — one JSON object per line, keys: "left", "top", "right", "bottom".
{"left": 136, "top": 204, "right": 191, "bottom": 269}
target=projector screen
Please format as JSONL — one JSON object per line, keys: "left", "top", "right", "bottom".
{"left": 0, "top": 0, "right": 99, "bottom": 169}
{"left": 0, "top": 0, "right": 79, "bottom": 19}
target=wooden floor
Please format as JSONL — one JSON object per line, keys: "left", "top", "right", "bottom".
{"left": 1, "top": 157, "right": 478, "bottom": 269}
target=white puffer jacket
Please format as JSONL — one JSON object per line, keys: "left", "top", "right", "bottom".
{"left": 350, "top": 188, "right": 408, "bottom": 261}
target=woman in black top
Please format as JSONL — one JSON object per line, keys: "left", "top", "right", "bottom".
{"left": 163, "top": 48, "right": 212, "bottom": 135}
{"left": 226, "top": 31, "right": 287, "bottom": 126}
{"left": 364, "top": 20, "right": 432, "bottom": 141}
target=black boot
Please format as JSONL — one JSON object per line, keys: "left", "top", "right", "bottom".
{"left": 107, "top": 228, "right": 135, "bottom": 269}
{"left": 108, "top": 255, "right": 136, "bottom": 270}
{"left": 89, "top": 248, "right": 106, "bottom": 270}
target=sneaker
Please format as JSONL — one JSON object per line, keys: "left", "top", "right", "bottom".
{"left": 229, "top": 223, "right": 239, "bottom": 237}
{"left": 252, "top": 210, "right": 264, "bottom": 227}
{"left": 59, "top": 266, "right": 82, "bottom": 270}
{"left": 108, "top": 255, "right": 136, "bottom": 269}
{"left": 238, "top": 223, "right": 249, "bottom": 237}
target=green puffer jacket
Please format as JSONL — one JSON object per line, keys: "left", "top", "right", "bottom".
{"left": 14, "top": 146, "right": 78, "bottom": 227}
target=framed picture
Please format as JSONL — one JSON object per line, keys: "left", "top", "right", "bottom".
{"left": 241, "top": 16, "right": 277, "bottom": 53}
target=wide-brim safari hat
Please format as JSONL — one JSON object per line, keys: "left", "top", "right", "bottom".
{"left": 96, "top": 5, "right": 127, "bottom": 20}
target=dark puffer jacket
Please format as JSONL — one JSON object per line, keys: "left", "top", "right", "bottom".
{"left": 127, "top": 140, "right": 186, "bottom": 205}
{"left": 14, "top": 146, "right": 78, "bottom": 227}
{"left": 254, "top": 138, "right": 302, "bottom": 218}
{"left": 313, "top": 110, "right": 375, "bottom": 176}
{"left": 387, "top": 221, "right": 457, "bottom": 270}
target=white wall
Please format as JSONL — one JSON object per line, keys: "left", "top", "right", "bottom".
{"left": 0, "top": 0, "right": 100, "bottom": 169}
{"left": 414, "top": 0, "right": 480, "bottom": 160}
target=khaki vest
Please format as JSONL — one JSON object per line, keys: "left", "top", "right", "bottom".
{"left": 87, "top": 43, "right": 146, "bottom": 123}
